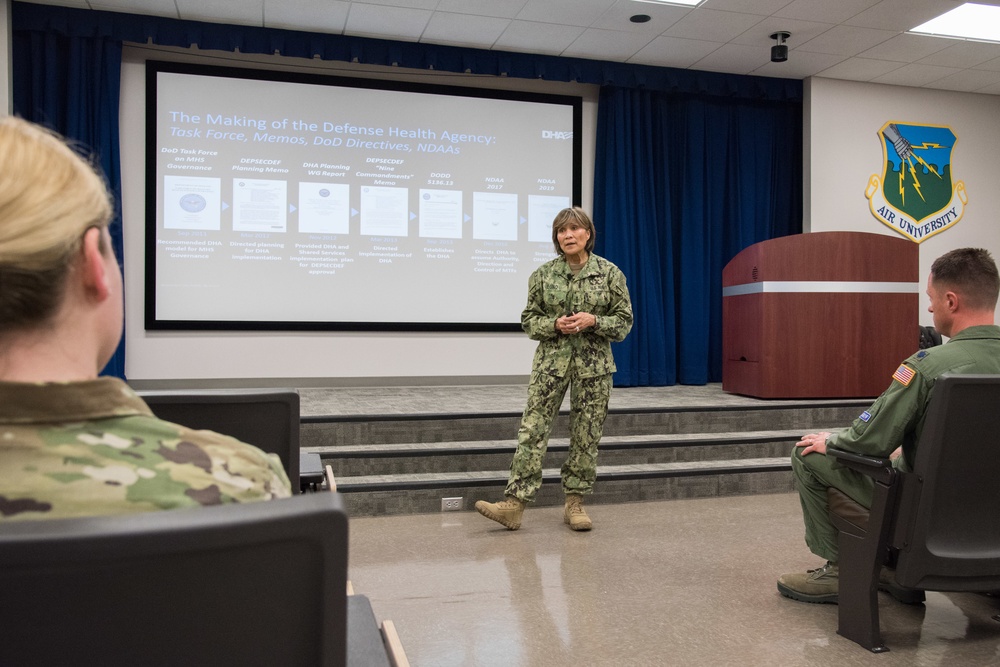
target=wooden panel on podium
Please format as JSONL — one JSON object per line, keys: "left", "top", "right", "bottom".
{"left": 722, "top": 232, "right": 919, "bottom": 398}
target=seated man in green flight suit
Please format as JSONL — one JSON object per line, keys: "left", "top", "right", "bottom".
{"left": 778, "top": 247, "right": 1000, "bottom": 604}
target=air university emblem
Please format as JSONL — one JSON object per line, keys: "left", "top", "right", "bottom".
{"left": 865, "top": 121, "right": 967, "bottom": 243}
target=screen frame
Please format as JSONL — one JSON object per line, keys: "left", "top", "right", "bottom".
{"left": 143, "top": 59, "right": 583, "bottom": 333}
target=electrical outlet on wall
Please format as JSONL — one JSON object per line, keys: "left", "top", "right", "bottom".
{"left": 441, "top": 497, "right": 463, "bottom": 511}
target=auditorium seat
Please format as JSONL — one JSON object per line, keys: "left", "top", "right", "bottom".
{"left": 918, "top": 325, "right": 942, "bottom": 349}
{"left": 828, "top": 374, "right": 1000, "bottom": 652}
{"left": 0, "top": 492, "right": 351, "bottom": 666}
{"left": 138, "top": 388, "right": 325, "bottom": 492}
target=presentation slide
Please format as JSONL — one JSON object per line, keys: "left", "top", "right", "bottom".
{"left": 146, "top": 61, "right": 581, "bottom": 330}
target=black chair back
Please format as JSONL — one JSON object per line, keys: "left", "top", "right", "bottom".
{"left": 139, "top": 388, "right": 300, "bottom": 485}
{"left": 894, "top": 374, "right": 1000, "bottom": 590}
{"left": 918, "top": 325, "right": 942, "bottom": 349}
{"left": 0, "top": 492, "right": 349, "bottom": 667}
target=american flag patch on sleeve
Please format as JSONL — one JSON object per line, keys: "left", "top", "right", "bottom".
{"left": 892, "top": 364, "right": 916, "bottom": 386}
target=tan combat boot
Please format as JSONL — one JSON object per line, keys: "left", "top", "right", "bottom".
{"left": 564, "top": 494, "right": 592, "bottom": 531}
{"left": 475, "top": 496, "right": 525, "bottom": 530}
{"left": 776, "top": 561, "right": 838, "bottom": 604}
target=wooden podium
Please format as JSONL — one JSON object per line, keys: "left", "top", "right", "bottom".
{"left": 722, "top": 232, "right": 919, "bottom": 398}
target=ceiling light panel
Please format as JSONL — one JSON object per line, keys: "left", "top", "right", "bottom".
{"left": 911, "top": 3, "right": 1000, "bottom": 43}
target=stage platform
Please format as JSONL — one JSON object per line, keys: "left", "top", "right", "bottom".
{"left": 298, "top": 383, "right": 874, "bottom": 517}
{"left": 297, "top": 381, "right": 870, "bottom": 418}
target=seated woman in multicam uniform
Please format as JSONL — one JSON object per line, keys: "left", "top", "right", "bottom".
{"left": 0, "top": 116, "right": 291, "bottom": 522}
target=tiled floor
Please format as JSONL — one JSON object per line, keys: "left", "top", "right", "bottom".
{"left": 348, "top": 492, "right": 1000, "bottom": 667}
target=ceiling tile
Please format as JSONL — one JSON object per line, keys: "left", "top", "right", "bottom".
{"left": 18, "top": 0, "right": 1000, "bottom": 96}
{"left": 493, "top": 20, "right": 586, "bottom": 56}
{"left": 974, "top": 54, "right": 1000, "bottom": 73}
{"left": 692, "top": 43, "right": 771, "bottom": 74}
{"left": 176, "top": 0, "right": 262, "bottom": 26}
{"left": 515, "top": 0, "right": 618, "bottom": 28}
{"left": 752, "top": 49, "right": 845, "bottom": 78}
{"left": 421, "top": 12, "right": 511, "bottom": 49}
{"left": 663, "top": 8, "right": 767, "bottom": 42}
{"left": 871, "top": 62, "right": 963, "bottom": 87}
{"left": 434, "top": 0, "right": 528, "bottom": 19}
{"left": 590, "top": 0, "right": 690, "bottom": 33}
{"left": 859, "top": 33, "right": 955, "bottom": 63}
{"left": 700, "top": 0, "right": 792, "bottom": 14}
{"left": 562, "top": 27, "right": 656, "bottom": 61}
{"left": 352, "top": 0, "right": 439, "bottom": 9}
{"left": 264, "top": 0, "right": 349, "bottom": 33}
{"left": 925, "top": 68, "right": 1000, "bottom": 93}
{"left": 91, "top": 0, "right": 175, "bottom": 16}
{"left": 773, "top": 0, "right": 880, "bottom": 24}
{"left": 815, "top": 57, "right": 904, "bottom": 81}
{"left": 627, "top": 35, "right": 723, "bottom": 68}
{"left": 344, "top": 4, "right": 432, "bottom": 41}
{"left": 917, "top": 40, "right": 1000, "bottom": 69}
{"left": 729, "top": 17, "right": 833, "bottom": 48}
{"left": 794, "top": 25, "right": 896, "bottom": 56}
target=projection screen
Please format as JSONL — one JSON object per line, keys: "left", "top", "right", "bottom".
{"left": 145, "top": 61, "right": 582, "bottom": 331}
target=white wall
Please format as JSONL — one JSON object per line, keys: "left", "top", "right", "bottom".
{"left": 805, "top": 76, "right": 1000, "bottom": 324}
{"left": 119, "top": 46, "right": 599, "bottom": 386}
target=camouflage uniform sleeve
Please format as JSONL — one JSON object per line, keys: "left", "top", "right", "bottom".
{"left": 521, "top": 265, "right": 560, "bottom": 341}
{"left": 593, "top": 264, "right": 633, "bottom": 343}
{"left": 827, "top": 360, "right": 928, "bottom": 465}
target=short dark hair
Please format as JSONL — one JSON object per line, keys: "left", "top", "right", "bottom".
{"left": 931, "top": 248, "right": 1000, "bottom": 311}
{"left": 551, "top": 207, "right": 596, "bottom": 256}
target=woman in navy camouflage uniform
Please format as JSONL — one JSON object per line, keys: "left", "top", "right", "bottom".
{"left": 476, "top": 207, "right": 632, "bottom": 531}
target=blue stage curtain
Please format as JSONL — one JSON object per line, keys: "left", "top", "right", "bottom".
{"left": 11, "top": 29, "right": 126, "bottom": 379}
{"left": 594, "top": 87, "right": 802, "bottom": 387}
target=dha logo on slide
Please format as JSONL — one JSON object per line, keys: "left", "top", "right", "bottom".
{"left": 865, "top": 121, "right": 967, "bottom": 244}
{"left": 541, "top": 130, "right": 573, "bottom": 140}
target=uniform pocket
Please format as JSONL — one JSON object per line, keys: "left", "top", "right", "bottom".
{"left": 582, "top": 286, "right": 610, "bottom": 309}
{"left": 542, "top": 278, "right": 569, "bottom": 310}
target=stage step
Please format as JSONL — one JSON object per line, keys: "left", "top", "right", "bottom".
{"left": 333, "top": 457, "right": 793, "bottom": 516}
{"left": 303, "top": 417, "right": 863, "bottom": 517}
{"left": 301, "top": 401, "right": 865, "bottom": 445}
{"left": 302, "top": 399, "right": 866, "bottom": 516}
{"left": 307, "top": 430, "right": 804, "bottom": 478}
